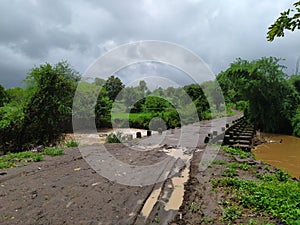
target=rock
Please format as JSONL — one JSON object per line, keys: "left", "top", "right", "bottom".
{"left": 36, "top": 145, "right": 44, "bottom": 152}
{"left": 0, "top": 171, "right": 7, "bottom": 175}
{"left": 183, "top": 148, "right": 195, "bottom": 155}
{"left": 32, "top": 145, "right": 44, "bottom": 153}
{"left": 31, "top": 190, "right": 38, "bottom": 199}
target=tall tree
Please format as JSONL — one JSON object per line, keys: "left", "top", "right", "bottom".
{"left": 218, "top": 57, "right": 300, "bottom": 133}
{"left": 0, "top": 84, "right": 8, "bottom": 107}
{"left": 103, "top": 75, "right": 125, "bottom": 101}
{"left": 17, "top": 61, "right": 79, "bottom": 150}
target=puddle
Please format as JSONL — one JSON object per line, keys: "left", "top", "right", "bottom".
{"left": 141, "top": 188, "right": 162, "bottom": 217}
{"left": 139, "top": 147, "right": 192, "bottom": 220}
{"left": 164, "top": 165, "right": 190, "bottom": 210}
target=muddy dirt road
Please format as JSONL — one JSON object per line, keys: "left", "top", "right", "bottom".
{"left": 0, "top": 145, "right": 168, "bottom": 225}
{"left": 0, "top": 115, "right": 241, "bottom": 225}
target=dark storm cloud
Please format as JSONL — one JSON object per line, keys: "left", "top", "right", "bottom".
{"left": 0, "top": 0, "right": 299, "bottom": 88}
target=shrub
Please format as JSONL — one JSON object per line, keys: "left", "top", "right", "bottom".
{"left": 43, "top": 147, "right": 63, "bottom": 156}
{"left": 65, "top": 140, "right": 79, "bottom": 147}
{"left": 105, "top": 131, "right": 129, "bottom": 143}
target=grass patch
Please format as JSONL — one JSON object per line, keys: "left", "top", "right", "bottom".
{"left": 213, "top": 146, "right": 299, "bottom": 224}
{"left": 222, "top": 205, "right": 241, "bottom": 221}
{"left": 188, "top": 202, "right": 202, "bottom": 214}
{"left": 221, "top": 146, "right": 252, "bottom": 159}
{"left": 228, "top": 162, "right": 253, "bottom": 171}
{"left": 238, "top": 163, "right": 253, "bottom": 171}
{"left": 0, "top": 147, "right": 63, "bottom": 169}
{"left": 64, "top": 140, "right": 79, "bottom": 147}
{"left": 43, "top": 147, "right": 63, "bottom": 156}
{"left": 212, "top": 159, "right": 227, "bottom": 165}
{"left": 212, "top": 175, "right": 300, "bottom": 224}
{"left": 0, "top": 161, "right": 16, "bottom": 169}
{"left": 222, "top": 167, "right": 238, "bottom": 178}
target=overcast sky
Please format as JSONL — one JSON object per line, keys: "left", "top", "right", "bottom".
{"left": 1, "top": 0, "right": 300, "bottom": 88}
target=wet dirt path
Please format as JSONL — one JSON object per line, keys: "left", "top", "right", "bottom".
{"left": 0, "top": 114, "right": 242, "bottom": 225}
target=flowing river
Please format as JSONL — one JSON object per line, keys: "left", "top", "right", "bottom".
{"left": 253, "top": 133, "right": 300, "bottom": 178}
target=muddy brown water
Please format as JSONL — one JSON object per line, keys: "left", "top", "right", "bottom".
{"left": 253, "top": 134, "right": 300, "bottom": 178}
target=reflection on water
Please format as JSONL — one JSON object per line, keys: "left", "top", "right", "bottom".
{"left": 253, "top": 134, "right": 300, "bottom": 178}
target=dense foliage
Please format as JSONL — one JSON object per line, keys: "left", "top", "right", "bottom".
{"left": 1, "top": 55, "right": 300, "bottom": 152}
{"left": 217, "top": 57, "right": 300, "bottom": 134}
{"left": 0, "top": 62, "right": 79, "bottom": 152}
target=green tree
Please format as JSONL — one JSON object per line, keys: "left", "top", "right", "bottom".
{"left": 94, "top": 77, "right": 106, "bottom": 86}
{"left": 138, "top": 80, "right": 148, "bottom": 94}
{"left": 0, "top": 84, "right": 8, "bottom": 107}
{"left": 16, "top": 61, "right": 79, "bottom": 150}
{"left": 291, "top": 106, "right": 300, "bottom": 136}
{"left": 183, "top": 84, "right": 209, "bottom": 119}
{"left": 201, "top": 81, "right": 224, "bottom": 112}
{"left": 289, "top": 74, "right": 300, "bottom": 94}
{"left": 73, "top": 81, "right": 100, "bottom": 119}
{"left": 95, "top": 87, "right": 113, "bottom": 128}
{"left": 143, "top": 96, "right": 171, "bottom": 112}
{"left": 103, "top": 75, "right": 125, "bottom": 101}
{"left": 267, "top": 1, "right": 300, "bottom": 41}
{"left": 219, "top": 57, "right": 300, "bottom": 133}
{"left": 121, "top": 87, "right": 143, "bottom": 112}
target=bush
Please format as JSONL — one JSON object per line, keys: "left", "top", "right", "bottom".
{"left": 291, "top": 106, "right": 300, "bottom": 137}
{"left": 43, "top": 147, "right": 64, "bottom": 156}
{"left": 235, "top": 100, "right": 249, "bottom": 112}
{"left": 105, "top": 131, "right": 123, "bottom": 143}
{"left": 65, "top": 140, "right": 79, "bottom": 147}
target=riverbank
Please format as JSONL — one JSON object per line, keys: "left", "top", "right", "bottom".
{"left": 171, "top": 145, "right": 300, "bottom": 225}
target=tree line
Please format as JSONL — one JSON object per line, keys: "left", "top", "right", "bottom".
{"left": 1, "top": 56, "right": 300, "bottom": 153}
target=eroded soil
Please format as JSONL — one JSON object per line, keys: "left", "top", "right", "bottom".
{"left": 0, "top": 145, "right": 169, "bottom": 225}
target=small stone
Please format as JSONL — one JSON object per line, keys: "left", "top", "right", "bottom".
{"left": 31, "top": 191, "right": 38, "bottom": 199}
{"left": 36, "top": 145, "right": 44, "bottom": 152}
{"left": 0, "top": 171, "right": 7, "bottom": 175}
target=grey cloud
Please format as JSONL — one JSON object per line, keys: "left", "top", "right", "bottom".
{"left": 0, "top": 0, "right": 299, "bottom": 88}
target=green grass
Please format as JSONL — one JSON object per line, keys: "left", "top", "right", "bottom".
{"left": 238, "top": 163, "right": 253, "bottom": 171}
{"left": 222, "top": 205, "right": 241, "bottom": 221}
{"left": 222, "top": 167, "right": 238, "bottom": 177}
{"left": 212, "top": 175, "right": 300, "bottom": 224}
{"left": 0, "top": 161, "right": 16, "bottom": 169}
{"left": 111, "top": 112, "right": 153, "bottom": 120}
{"left": 0, "top": 147, "right": 64, "bottom": 169}
{"left": 221, "top": 146, "right": 253, "bottom": 159}
{"left": 211, "top": 159, "right": 227, "bottom": 165}
{"left": 64, "top": 140, "right": 79, "bottom": 147}
{"left": 212, "top": 145, "right": 299, "bottom": 224}
{"left": 188, "top": 202, "right": 201, "bottom": 214}
{"left": 228, "top": 162, "right": 253, "bottom": 171}
{"left": 43, "top": 147, "right": 64, "bottom": 156}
